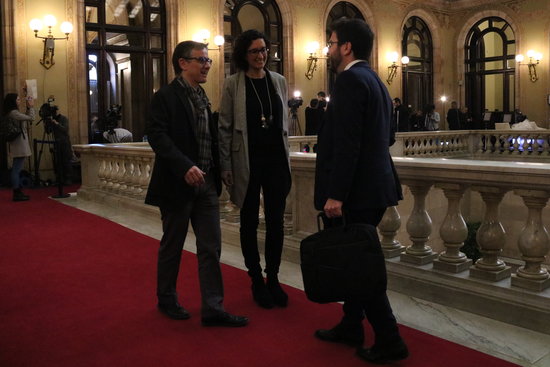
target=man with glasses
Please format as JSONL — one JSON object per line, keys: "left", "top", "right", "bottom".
{"left": 145, "top": 40, "right": 248, "bottom": 328}
{"left": 313, "top": 18, "right": 408, "bottom": 364}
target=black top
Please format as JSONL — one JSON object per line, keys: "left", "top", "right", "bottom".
{"left": 245, "top": 75, "right": 284, "bottom": 163}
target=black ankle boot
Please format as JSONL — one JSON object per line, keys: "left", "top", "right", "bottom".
{"left": 251, "top": 276, "right": 274, "bottom": 309}
{"left": 13, "top": 189, "right": 29, "bottom": 202}
{"left": 267, "top": 276, "right": 288, "bottom": 307}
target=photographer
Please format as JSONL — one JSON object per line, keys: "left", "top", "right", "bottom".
{"left": 102, "top": 105, "right": 133, "bottom": 143}
{"left": 46, "top": 105, "right": 74, "bottom": 184}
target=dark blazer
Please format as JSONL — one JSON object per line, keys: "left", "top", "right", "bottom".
{"left": 314, "top": 62, "right": 401, "bottom": 211}
{"left": 145, "top": 78, "right": 221, "bottom": 209}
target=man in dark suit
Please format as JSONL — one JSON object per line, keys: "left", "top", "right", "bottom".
{"left": 313, "top": 18, "right": 408, "bottom": 364}
{"left": 447, "top": 101, "right": 461, "bottom": 130}
{"left": 392, "top": 97, "right": 410, "bottom": 132}
{"left": 145, "top": 41, "right": 248, "bottom": 327}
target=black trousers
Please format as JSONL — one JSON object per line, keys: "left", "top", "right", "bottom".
{"left": 240, "top": 154, "right": 290, "bottom": 278}
{"left": 325, "top": 208, "right": 401, "bottom": 347}
{"left": 157, "top": 172, "right": 225, "bottom": 317}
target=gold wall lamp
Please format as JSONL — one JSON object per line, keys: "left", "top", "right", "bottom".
{"left": 305, "top": 42, "right": 328, "bottom": 80}
{"left": 29, "top": 15, "right": 73, "bottom": 69}
{"left": 515, "top": 50, "right": 542, "bottom": 82}
{"left": 387, "top": 52, "right": 409, "bottom": 84}
{"left": 194, "top": 29, "right": 225, "bottom": 51}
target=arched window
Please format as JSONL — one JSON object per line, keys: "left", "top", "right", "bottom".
{"left": 326, "top": 2, "right": 365, "bottom": 92}
{"left": 223, "top": 0, "right": 283, "bottom": 75}
{"left": 85, "top": 0, "right": 166, "bottom": 142}
{"left": 401, "top": 16, "right": 433, "bottom": 113}
{"left": 465, "top": 17, "right": 515, "bottom": 127}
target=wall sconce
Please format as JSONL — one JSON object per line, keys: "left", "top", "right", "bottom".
{"left": 305, "top": 41, "right": 328, "bottom": 80}
{"left": 386, "top": 52, "right": 409, "bottom": 84}
{"left": 515, "top": 50, "right": 542, "bottom": 82}
{"left": 29, "top": 15, "right": 73, "bottom": 69}
{"left": 194, "top": 29, "right": 225, "bottom": 51}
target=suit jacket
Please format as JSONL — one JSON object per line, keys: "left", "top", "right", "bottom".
{"left": 218, "top": 70, "right": 290, "bottom": 208}
{"left": 314, "top": 62, "right": 401, "bottom": 211}
{"left": 145, "top": 78, "right": 221, "bottom": 209}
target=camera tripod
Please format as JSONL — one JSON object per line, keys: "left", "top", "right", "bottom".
{"left": 33, "top": 119, "right": 70, "bottom": 198}
{"left": 289, "top": 107, "right": 302, "bottom": 136}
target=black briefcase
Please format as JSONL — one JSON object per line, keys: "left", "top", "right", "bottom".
{"left": 300, "top": 214, "right": 387, "bottom": 304}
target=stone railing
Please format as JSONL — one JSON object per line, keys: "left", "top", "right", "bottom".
{"left": 290, "top": 152, "right": 550, "bottom": 290}
{"left": 289, "top": 131, "right": 550, "bottom": 159}
{"left": 74, "top": 141, "right": 550, "bottom": 332}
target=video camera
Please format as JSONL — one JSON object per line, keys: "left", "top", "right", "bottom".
{"left": 105, "top": 104, "right": 122, "bottom": 132}
{"left": 38, "top": 97, "right": 58, "bottom": 134}
{"left": 288, "top": 96, "right": 303, "bottom": 110}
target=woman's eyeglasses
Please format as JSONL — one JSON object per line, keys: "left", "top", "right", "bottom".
{"left": 184, "top": 57, "right": 213, "bottom": 65}
{"left": 247, "top": 47, "right": 269, "bottom": 55}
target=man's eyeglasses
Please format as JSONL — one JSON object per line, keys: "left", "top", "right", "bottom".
{"left": 326, "top": 40, "right": 340, "bottom": 48}
{"left": 184, "top": 57, "right": 213, "bottom": 65}
{"left": 247, "top": 47, "right": 269, "bottom": 55}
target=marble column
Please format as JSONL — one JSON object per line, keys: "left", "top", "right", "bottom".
{"left": 511, "top": 190, "right": 550, "bottom": 291}
{"left": 400, "top": 181, "right": 437, "bottom": 265}
{"left": 378, "top": 206, "right": 404, "bottom": 258}
{"left": 433, "top": 183, "right": 472, "bottom": 273}
{"left": 469, "top": 187, "right": 511, "bottom": 281}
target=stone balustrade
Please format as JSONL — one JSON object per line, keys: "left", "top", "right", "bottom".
{"left": 74, "top": 137, "right": 550, "bottom": 333}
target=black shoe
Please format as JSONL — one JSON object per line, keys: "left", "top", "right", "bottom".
{"left": 157, "top": 303, "right": 191, "bottom": 320}
{"left": 201, "top": 312, "right": 249, "bottom": 327}
{"left": 315, "top": 322, "right": 364, "bottom": 347}
{"left": 251, "top": 278, "right": 274, "bottom": 309}
{"left": 266, "top": 279, "right": 288, "bottom": 307}
{"left": 12, "top": 189, "right": 29, "bottom": 202}
{"left": 356, "top": 339, "right": 409, "bottom": 364}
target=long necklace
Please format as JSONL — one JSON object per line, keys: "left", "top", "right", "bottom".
{"left": 248, "top": 76, "right": 273, "bottom": 129}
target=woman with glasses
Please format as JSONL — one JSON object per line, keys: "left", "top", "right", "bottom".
{"left": 2, "top": 92, "right": 35, "bottom": 201}
{"left": 218, "top": 29, "right": 291, "bottom": 309}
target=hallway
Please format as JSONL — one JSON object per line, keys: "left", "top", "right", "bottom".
{"left": 55, "top": 190, "right": 550, "bottom": 367}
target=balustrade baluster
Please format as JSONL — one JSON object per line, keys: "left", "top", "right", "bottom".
{"left": 469, "top": 187, "right": 511, "bottom": 281}
{"left": 400, "top": 181, "right": 437, "bottom": 265}
{"left": 105, "top": 156, "right": 115, "bottom": 191}
{"left": 379, "top": 206, "right": 404, "bottom": 258}
{"left": 511, "top": 190, "right": 550, "bottom": 291}
{"left": 97, "top": 155, "right": 107, "bottom": 190}
{"left": 433, "top": 183, "right": 472, "bottom": 272}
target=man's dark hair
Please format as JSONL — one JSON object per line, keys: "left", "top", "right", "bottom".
{"left": 317, "top": 91, "right": 326, "bottom": 98}
{"left": 232, "top": 29, "right": 271, "bottom": 71}
{"left": 310, "top": 99, "right": 319, "bottom": 108}
{"left": 2, "top": 93, "right": 18, "bottom": 116}
{"left": 329, "top": 17, "right": 374, "bottom": 60}
{"left": 393, "top": 98, "right": 401, "bottom": 104}
{"left": 172, "top": 41, "right": 208, "bottom": 75}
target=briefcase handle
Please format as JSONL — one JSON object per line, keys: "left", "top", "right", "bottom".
{"left": 317, "top": 212, "right": 347, "bottom": 231}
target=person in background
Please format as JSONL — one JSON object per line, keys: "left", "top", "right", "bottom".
{"left": 218, "top": 29, "right": 291, "bottom": 309}
{"left": 423, "top": 104, "right": 439, "bottom": 131}
{"left": 460, "top": 106, "right": 473, "bottom": 129}
{"left": 2, "top": 92, "right": 34, "bottom": 201}
{"left": 145, "top": 40, "right": 248, "bottom": 327}
{"left": 392, "top": 98, "right": 409, "bottom": 132}
{"left": 50, "top": 106, "right": 74, "bottom": 184}
{"left": 103, "top": 126, "right": 133, "bottom": 143}
{"left": 447, "top": 101, "right": 461, "bottom": 130}
{"left": 313, "top": 18, "right": 408, "bottom": 364}
{"left": 305, "top": 98, "right": 322, "bottom": 136}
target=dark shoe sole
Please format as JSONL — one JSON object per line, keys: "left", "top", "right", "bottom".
{"left": 201, "top": 317, "right": 248, "bottom": 327}
{"left": 356, "top": 346, "right": 409, "bottom": 364}
{"left": 314, "top": 329, "right": 364, "bottom": 347}
{"left": 157, "top": 305, "right": 190, "bottom": 320}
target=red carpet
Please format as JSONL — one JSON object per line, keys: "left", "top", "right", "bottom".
{"left": 0, "top": 186, "right": 519, "bottom": 367}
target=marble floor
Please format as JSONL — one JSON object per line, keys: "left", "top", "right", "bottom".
{"left": 55, "top": 192, "right": 550, "bottom": 367}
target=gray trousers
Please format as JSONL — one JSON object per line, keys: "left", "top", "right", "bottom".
{"left": 157, "top": 172, "right": 224, "bottom": 317}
